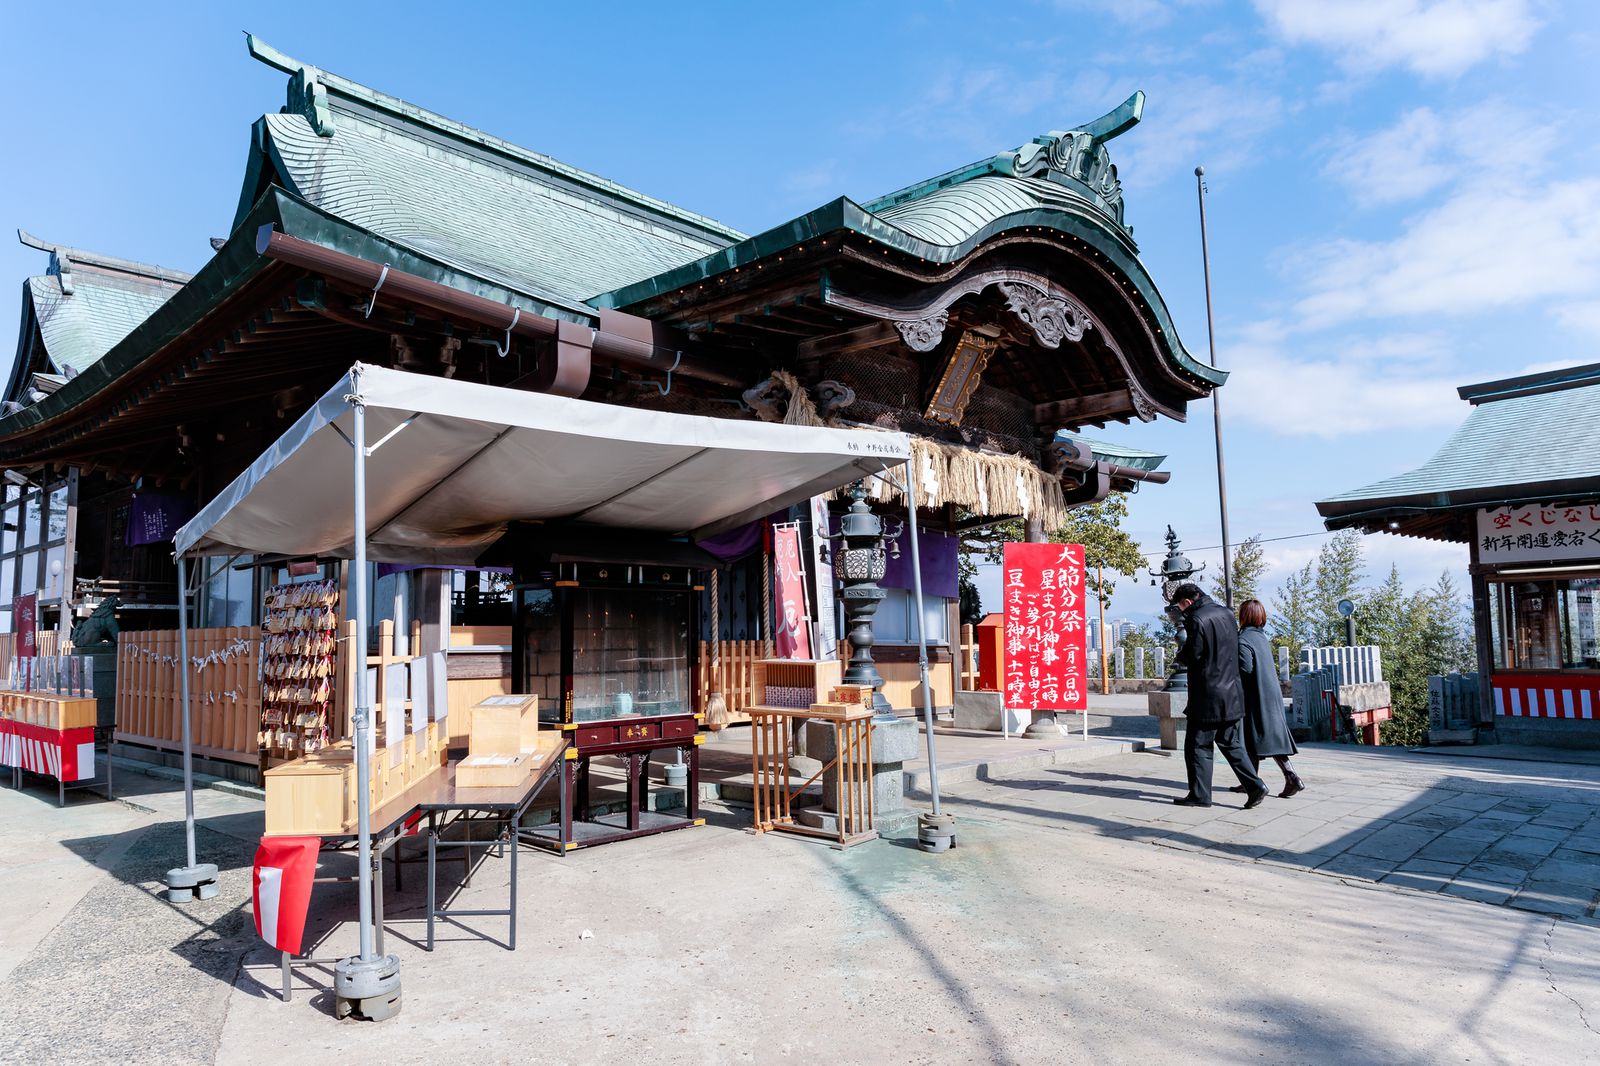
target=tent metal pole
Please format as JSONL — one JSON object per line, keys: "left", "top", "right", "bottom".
{"left": 902, "top": 470, "right": 942, "bottom": 818}
{"left": 350, "top": 398, "right": 376, "bottom": 963}
{"left": 161, "top": 554, "right": 215, "bottom": 901}
{"left": 177, "top": 554, "right": 197, "bottom": 869}
{"left": 334, "top": 368, "right": 400, "bottom": 1018}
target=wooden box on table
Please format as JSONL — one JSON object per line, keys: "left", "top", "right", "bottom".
{"left": 467, "top": 694, "right": 540, "bottom": 757}
{"left": 264, "top": 756, "right": 356, "bottom": 836}
{"left": 0, "top": 691, "right": 97, "bottom": 730}
{"left": 752, "top": 659, "right": 844, "bottom": 710}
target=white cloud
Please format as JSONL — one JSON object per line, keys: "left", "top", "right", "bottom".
{"left": 1325, "top": 101, "right": 1559, "bottom": 207}
{"left": 1222, "top": 345, "right": 1465, "bottom": 439}
{"left": 1290, "top": 178, "right": 1600, "bottom": 327}
{"left": 1554, "top": 301, "right": 1600, "bottom": 340}
{"left": 1254, "top": 0, "right": 1541, "bottom": 77}
{"left": 1115, "top": 76, "right": 1287, "bottom": 188}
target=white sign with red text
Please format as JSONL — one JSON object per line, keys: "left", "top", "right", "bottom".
{"left": 1477, "top": 504, "right": 1600, "bottom": 565}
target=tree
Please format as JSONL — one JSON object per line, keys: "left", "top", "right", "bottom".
{"left": 958, "top": 492, "right": 1146, "bottom": 620}
{"left": 1269, "top": 559, "right": 1316, "bottom": 668}
{"left": 1311, "top": 529, "right": 1366, "bottom": 645}
{"left": 1378, "top": 571, "right": 1476, "bottom": 746}
{"left": 1211, "top": 534, "right": 1268, "bottom": 605}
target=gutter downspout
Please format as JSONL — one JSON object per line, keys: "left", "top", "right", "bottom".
{"left": 254, "top": 226, "right": 745, "bottom": 395}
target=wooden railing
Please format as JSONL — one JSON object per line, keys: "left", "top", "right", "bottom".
{"left": 114, "top": 626, "right": 262, "bottom": 764}
{"left": 958, "top": 624, "right": 978, "bottom": 690}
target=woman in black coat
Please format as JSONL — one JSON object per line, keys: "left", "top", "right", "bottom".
{"left": 1233, "top": 599, "right": 1305, "bottom": 798}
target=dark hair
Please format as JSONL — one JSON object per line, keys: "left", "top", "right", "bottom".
{"left": 1171, "top": 582, "right": 1202, "bottom": 604}
{"left": 1238, "top": 598, "right": 1267, "bottom": 629}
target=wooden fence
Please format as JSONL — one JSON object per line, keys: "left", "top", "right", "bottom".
{"left": 115, "top": 626, "right": 262, "bottom": 764}
{"left": 0, "top": 631, "right": 61, "bottom": 678}
{"left": 958, "top": 624, "right": 978, "bottom": 690}
{"left": 697, "top": 640, "right": 768, "bottom": 719}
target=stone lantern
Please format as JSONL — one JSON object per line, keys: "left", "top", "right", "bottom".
{"left": 834, "top": 481, "right": 893, "bottom": 719}
{"left": 1145, "top": 526, "right": 1204, "bottom": 749}
{"left": 1148, "top": 526, "right": 1205, "bottom": 692}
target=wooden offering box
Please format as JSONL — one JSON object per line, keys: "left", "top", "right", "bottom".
{"left": 468, "top": 694, "right": 540, "bottom": 758}
{"left": 264, "top": 726, "right": 449, "bottom": 836}
{"left": 752, "top": 659, "right": 843, "bottom": 710}
{"left": 0, "top": 691, "right": 98, "bottom": 730}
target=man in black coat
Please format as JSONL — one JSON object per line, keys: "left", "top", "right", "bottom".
{"left": 1170, "top": 583, "right": 1267, "bottom": 808}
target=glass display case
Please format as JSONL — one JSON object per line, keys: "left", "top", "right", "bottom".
{"left": 513, "top": 563, "right": 700, "bottom": 726}
{"left": 1489, "top": 576, "right": 1600, "bottom": 672}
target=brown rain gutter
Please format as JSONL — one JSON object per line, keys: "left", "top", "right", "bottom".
{"left": 254, "top": 226, "right": 745, "bottom": 396}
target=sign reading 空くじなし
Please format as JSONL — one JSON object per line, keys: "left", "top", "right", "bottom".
{"left": 1001, "top": 543, "right": 1089, "bottom": 711}
{"left": 1477, "top": 504, "right": 1600, "bottom": 564}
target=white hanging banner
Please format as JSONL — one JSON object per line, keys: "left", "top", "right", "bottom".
{"left": 1477, "top": 504, "right": 1600, "bottom": 564}
{"left": 809, "top": 496, "right": 838, "bottom": 661}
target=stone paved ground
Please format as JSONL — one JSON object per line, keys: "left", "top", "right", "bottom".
{"left": 3, "top": 741, "right": 1599, "bottom": 1064}
{"left": 929, "top": 742, "right": 1600, "bottom": 920}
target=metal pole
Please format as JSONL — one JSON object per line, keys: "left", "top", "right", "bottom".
{"left": 903, "top": 471, "right": 941, "bottom": 818}
{"left": 177, "top": 554, "right": 196, "bottom": 870}
{"left": 1098, "top": 564, "right": 1109, "bottom": 696}
{"left": 1195, "top": 166, "right": 1234, "bottom": 609}
{"left": 351, "top": 398, "right": 376, "bottom": 963}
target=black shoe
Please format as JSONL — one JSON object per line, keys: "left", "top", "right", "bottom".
{"left": 1227, "top": 784, "right": 1248, "bottom": 793}
{"left": 1280, "top": 776, "right": 1305, "bottom": 799}
{"left": 1243, "top": 788, "right": 1269, "bottom": 809}
{"left": 1172, "top": 796, "right": 1212, "bottom": 807}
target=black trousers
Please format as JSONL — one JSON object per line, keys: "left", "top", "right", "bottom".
{"left": 1184, "top": 719, "right": 1266, "bottom": 805}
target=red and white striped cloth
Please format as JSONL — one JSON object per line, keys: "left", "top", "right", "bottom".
{"left": 252, "top": 836, "right": 320, "bottom": 955}
{"left": 0, "top": 720, "right": 95, "bottom": 780}
{"left": 1493, "top": 672, "right": 1600, "bottom": 720}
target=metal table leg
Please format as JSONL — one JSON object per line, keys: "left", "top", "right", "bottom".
{"left": 507, "top": 819, "right": 518, "bottom": 951}
{"left": 687, "top": 743, "right": 700, "bottom": 819}
{"left": 426, "top": 821, "right": 437, "bottom": 952}
{"left": 373, "top": 835, "right": 387, "bottom": 957}
{"left": 560, "top": 755, "right": 573, "bottom": 855}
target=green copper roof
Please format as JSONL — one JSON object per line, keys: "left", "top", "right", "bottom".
{"left": 1056, "top": 430, "right": 1166, "bottom": 473}
{"left": 593, "top": 92, "right": 1221, "bottom": 389}
{"left": 1318, "top": 375, "right": 1600, "bottom": 522}
{"left": 0, "top": 187, "right": 620, "bottom": 439}
{"left": 17, "top": 233, "right": 189, "bottom": 378}
{"left": 236, "top": 35, "right": 743, "bottom": 316}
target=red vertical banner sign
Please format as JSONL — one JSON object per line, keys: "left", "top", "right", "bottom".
{"left": 772, "top": 525, "right": 813, "bottom": 660}
{"left": 1002, "top": 543, "right": 1088, "bottom": 711}
{"left": 16, "top": 593, "right": 37, "bottom": 659}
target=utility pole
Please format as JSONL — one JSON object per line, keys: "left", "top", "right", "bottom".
{"left": 1098, "top": 565, "right": 1110, "bottom": 695}
{"left": 1195, "top": 166, "right": 1234, "bottom": 609}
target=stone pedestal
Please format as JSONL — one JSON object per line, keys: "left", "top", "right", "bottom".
{"left": 799, "top": 717, "right": 920, "bottom": 832}
{"left": 1146, "top": 689, "right": 1188, "bottom": 750}
{"left": 952, "top": 690, "right": 1029, "bottom": 734}
{"left": 1025, "top": 711, "right": 1061, "bottom": 737}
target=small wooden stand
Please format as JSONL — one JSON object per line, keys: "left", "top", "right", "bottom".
{"left": 749, "top": 701, "right": 876, "bottom": 849}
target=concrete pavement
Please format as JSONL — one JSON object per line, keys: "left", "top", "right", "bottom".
{"left": 0, "top": 739, "right": 1595, "bottom": 1065}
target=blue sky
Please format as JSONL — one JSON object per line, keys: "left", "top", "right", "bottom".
{"left": 0, "top": 1, "right": 1594, "bottom": 623}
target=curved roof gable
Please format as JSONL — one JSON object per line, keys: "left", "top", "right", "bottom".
{"left": 8, "top": 231, "right": 190, "bottom": 406}
{"left": 235, "top": 35, "right": 744, "bottom": 318}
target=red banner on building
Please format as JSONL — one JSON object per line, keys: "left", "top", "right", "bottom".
{"left": 772, "top": 524, "right": 813, "bottom": 660}
{"left": 1001, "top": 543, "right": 1088, "bottom": 711}
{"left": 15, "top": 593, "right": 37, "bottom": 659}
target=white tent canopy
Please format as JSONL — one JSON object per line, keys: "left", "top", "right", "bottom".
{"left": 175, "top": 364, "right": 912, "bottom": 562}
{"left": 163, "top": 363, "right": 944, "bottom": 983}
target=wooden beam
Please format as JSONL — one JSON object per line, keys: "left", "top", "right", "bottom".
{"left": 1034, "top": 389, "right": 1134, "bottom": 427}
{"left": 796, "top": 320, "right": 900, "bottom": 361}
